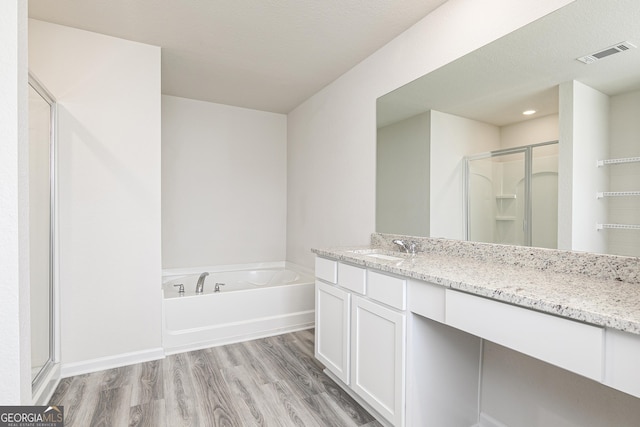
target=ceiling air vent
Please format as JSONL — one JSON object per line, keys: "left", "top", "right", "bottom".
{"left": 577, "top": 41, "right": 637, "bottom": 64}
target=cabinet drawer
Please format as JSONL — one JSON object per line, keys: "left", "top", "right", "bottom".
{"left": 408, "top": 279, "right": 445, "bottom": 323}
{"left": 604, "top": 329, "right": 640, "bottom": 398}
{"left": 367, "top": 270, "right": 406, "bottom": 310}
{"left": 315, "top": 257, "right": 337, "bottom": 284}
{"left": 338, "top": 263, "right": 366, "bottom": 295}
{"left": 445, "top": 290, "right": 604, "bottom": 381}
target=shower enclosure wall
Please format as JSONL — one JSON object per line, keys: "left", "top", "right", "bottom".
{"left": 465, "top": 142, "right": 559, "bottom": 248}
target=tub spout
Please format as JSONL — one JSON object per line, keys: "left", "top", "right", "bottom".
{"left": 196, "top": 272, "right": 209, "bottom": 293}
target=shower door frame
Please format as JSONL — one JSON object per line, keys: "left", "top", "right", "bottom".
{"left": 464, "top": 140, "right": 558, "bottom": 247}
{"left": 29, "top": 72, "right": 60, "bottom": 403}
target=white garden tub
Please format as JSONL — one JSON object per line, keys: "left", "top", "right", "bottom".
{"left": 162, "top": 265, "right": 314, "bottom": 354}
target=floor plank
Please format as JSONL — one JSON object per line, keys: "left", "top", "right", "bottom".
{"left": 221, "top": 364, "right": 280, "bottom": 426}
{"left": 129, "top": 400, "right": 166, "bottom": 427}
{"left": 186, "top": 349, "right": 243, "bottom": 426}
{"left": 49, "top": 329, "right": 383, "bottom": 427}
{"left": 130, "top": 359, "right": 163, "bottom": 406}
{"left": 88, "top": 385, "right": 132, "bottom": 427}
{"left": 163, "top": 352, "right": 202, "bottom": 427}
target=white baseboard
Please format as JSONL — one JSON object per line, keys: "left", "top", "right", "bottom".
{"left": 61, "top": 347, "right": 165, "bottom": 378}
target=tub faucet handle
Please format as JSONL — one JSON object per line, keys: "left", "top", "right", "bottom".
{"left": 174, "top": 283, "right": 185, "bottom": 294}
{"left": 214, "top": 283, "right": 225, "bottom": 292}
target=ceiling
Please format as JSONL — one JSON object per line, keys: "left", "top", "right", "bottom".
{"left": 28, "top": 0, "right": 447, "bottom": 113}
{"left": 377, "top": 0, "right": 640, "bottom": 128}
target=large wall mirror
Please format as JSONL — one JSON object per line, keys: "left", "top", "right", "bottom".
{"left": 376, "top": 0, "right": 640, "bottom": 257}
{"left": 29, "top": 73, "right": 58, "bottom": 399}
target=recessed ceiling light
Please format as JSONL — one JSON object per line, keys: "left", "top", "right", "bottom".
{"left": 522, "top": 110, "right": 536, "bottom": 116}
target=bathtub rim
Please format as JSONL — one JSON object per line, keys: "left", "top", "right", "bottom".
{"left": 162, "top": 260, "right": 313, "bottom": 279}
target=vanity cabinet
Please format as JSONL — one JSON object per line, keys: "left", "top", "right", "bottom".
{"left": 315, "top": 260, "right": 368, "bottom": 387}
{"left": 351, "top": 291, "right": 406, "bottom": 426}
{"left": 314, "top": 248, "right": 640, "bottom": 426}
{"left": 314, "top": 257, "right": 406, "bottom": 426}
{"left": 315, "top": 280, "right": 350, "bottom": 384}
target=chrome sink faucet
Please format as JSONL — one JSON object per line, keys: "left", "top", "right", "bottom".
{"left": 196, "top": 272, "right": 209, "bottom": 293}
{"left": 393, "top": 239, "right": 417, "bottom": 255}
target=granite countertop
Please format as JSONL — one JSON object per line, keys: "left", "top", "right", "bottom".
{"left": 312, "top": 243, "right": 640, "bottom": 336}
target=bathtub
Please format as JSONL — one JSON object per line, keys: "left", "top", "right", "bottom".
{"left": 162, "top": 265, "right": 314, "bottom": 354}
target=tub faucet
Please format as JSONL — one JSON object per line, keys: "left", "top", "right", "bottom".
{"left": 196, "top": 272, "right": 209, "bottom": 293}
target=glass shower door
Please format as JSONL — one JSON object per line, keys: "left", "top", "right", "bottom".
{"left": 29, "top": 74, "right": 58, "bottom": 400}
{"left": 466, "top": 149, "right": 527, "bottom": 246}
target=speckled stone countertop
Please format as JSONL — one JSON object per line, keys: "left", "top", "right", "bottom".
{"left": 312, "top": 233, "right": 640, "bottom": 335}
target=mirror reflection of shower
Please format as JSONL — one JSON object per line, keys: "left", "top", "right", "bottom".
{"left": 465, "top": 141, "right": 559, "bottom": 248}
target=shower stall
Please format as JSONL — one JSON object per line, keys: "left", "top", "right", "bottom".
{"left": 464, "top": 141, "right": 559, "bottom": 248}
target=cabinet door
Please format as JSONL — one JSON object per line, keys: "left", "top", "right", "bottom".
{"left": 351, "top": 295, "right": 406, "bottom": 426}
{"left": 315, "top": 280, "right": 350, "bottom": 384}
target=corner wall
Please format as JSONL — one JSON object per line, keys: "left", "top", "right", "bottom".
{"left": 161, "top": 95, "right": 287, "bottom": 268}
{"left": 559, "top": 80, "right": 609, "bottom": 253}
{"left": 0, "top": 0, "right": 31, "bottom": 404}
{"left": 29, "top": 20, "right": 163, "bottom": 370}
{"left": 286, "top": 0, "right": 574, "bottom": 269}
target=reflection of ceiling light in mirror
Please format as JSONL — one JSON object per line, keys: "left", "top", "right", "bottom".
{"left": 522, "top": 110, "right": 536, "bottom": 116}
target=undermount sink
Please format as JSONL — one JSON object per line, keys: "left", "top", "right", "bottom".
{"left": 364, "top": 253, "right": 405, "bottom": 261}
{"left": 345, "top": 248, "right": 407, "bottom": 262}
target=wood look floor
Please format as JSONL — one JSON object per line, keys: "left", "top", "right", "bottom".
{"left": 49, "top": 329, "right": 382, "bottom": 427}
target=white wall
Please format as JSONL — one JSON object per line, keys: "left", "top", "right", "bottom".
{"left": 0, "top": 0, "right": 31, "bottom": 404}
{"left": 287, "top": 0, "right": 573, "bottom": 268}
{"left": 430, "top": 110, "right": 500, "bottom": 239}
{"left": 500, "top": 114, "right": 559, "bottom": 149}
{"left": 29, "top": 20, "right": 163, "bottom": 370}
{"left": 376, "top": 113, "right": 430, "bottom": 236}
{"left": 559, "top": 80, "right": 609, "bottom": 253}
{"left": 162, "top": 95, "right": 287, "bottom": 268}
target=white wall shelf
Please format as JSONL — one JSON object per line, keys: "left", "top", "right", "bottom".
{"left": 596, "top": 224, "right": 640, "bottom": 231}
{"left": 496, "top": 216, "right": 516, "bottom": 221}
{"left": 596, "top": 156, "right": 640, "bottom": 167}
{"left": 496, "top": 194, "right": 517, "bottom": 199}
{"left": 595, "top": 154, "right": 640, "bottom": 240}
{"left": 596, "top": 191, "right": 640, "bottom": 199}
